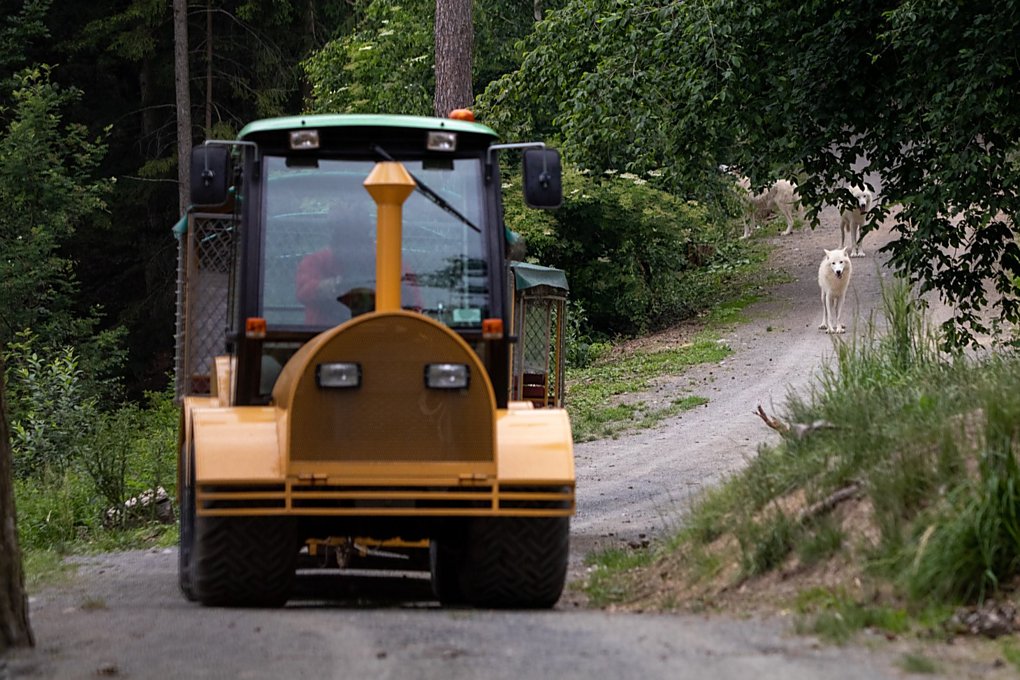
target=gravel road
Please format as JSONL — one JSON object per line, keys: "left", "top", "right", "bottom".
{"left": 7, "top": 200, "right": 937, "bottom": 680}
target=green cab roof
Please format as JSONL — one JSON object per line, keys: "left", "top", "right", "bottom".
{"left": 238, "top": 114, "right": 498, "bottom": 141}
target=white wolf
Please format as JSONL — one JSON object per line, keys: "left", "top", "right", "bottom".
{"left": 839, "top": 185, "right": 875, "bottom": 258}
{"left": 736, "top": 176, "right": 804, "bottom": 239}
{"left": 818, "top": 247, "right": 853, "bottom": 334}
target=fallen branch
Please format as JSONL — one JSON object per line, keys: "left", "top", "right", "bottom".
{"left": 754, "top": 404, "right": 788, "bottom": 434}
{"left": 796, "top": 482, "right": 862, "bottom": 524}
{"left": 754, "top": 404, "right": 836, "bottom": 440}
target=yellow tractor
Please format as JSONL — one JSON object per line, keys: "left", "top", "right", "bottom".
{"left": 174, "top": 112, "right": 574, "bottom": 608}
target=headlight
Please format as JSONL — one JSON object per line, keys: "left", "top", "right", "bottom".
{"left": 425, "top": 363, "right": 469, "bottom": 390}
{"left": 317, "top": 362, "right": 361, "bottom": 388}
{"left": 426, "top": 131, "right": 457, "bottom": 152}
{"left": 290, "top": 129, "right": 320, "bottom": 150}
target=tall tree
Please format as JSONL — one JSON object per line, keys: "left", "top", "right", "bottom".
{"left": 173, "top": 0, "right": 191, "bottom": 214}
{"left": 433, "top": 0, "right": 473, "bottom": 116}
{"left": 0, "top": 349, "right": 34, "bottom": 652}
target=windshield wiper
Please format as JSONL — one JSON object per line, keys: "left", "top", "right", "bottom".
{"left": 371, "top": 144, "right": 481, "bottom": 233}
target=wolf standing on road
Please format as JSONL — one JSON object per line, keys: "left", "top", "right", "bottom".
{"left": 818, "top": 247, "right": 853, "bottom": 334}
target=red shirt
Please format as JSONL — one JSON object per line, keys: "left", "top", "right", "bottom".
{"left": 295, "top": 248, "right": 341, "bottom": 325}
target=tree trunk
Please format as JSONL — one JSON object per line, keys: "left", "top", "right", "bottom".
{"left": 205, "top": 5, "right": 213, "bottom": 135}
{"left": 173, "top": 0, "right": 192, "bottom": 214}
{"left": 0, "top": 350, "right": 34, "bottom": 653}
{"left": 433, "top": 0, "right": 474, "bottom": 117}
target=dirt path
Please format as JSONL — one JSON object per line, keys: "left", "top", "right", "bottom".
{"left": 8, "top": 206, "right": 961, "bottom": 680}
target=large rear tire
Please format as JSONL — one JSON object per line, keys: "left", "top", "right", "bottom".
{"left": 177, "top": 471, "right": 197, "bottom": 601}
{"left": 192, "top": 514, "right": 298, "bottom": 607}
{"left": 429, "top": 526, "right": 468, "bottom": 605}
{"left": 177, "top": 443, "right": 198, "bottom": 601}
{"left": 458, "top": 516, "right": 569, "bottom": 609}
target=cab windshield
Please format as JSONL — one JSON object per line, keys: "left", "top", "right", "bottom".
{"left": 259, "top": 156, "right": 489, "bottom": 330}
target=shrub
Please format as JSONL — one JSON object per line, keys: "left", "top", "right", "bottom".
{"left": 5, "top": 336, "right": 98, "bottom": 478}
{"left": 504, "top": 165, "right": 751, "bottom": 337}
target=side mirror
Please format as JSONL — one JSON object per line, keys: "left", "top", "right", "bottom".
{"left": 522, "top": 148, "right": 562, "bottom": 209}
{"left": 190, "top": 144, "right": 232, "bottom": 207}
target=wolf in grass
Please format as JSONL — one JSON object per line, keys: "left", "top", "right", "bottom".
{"left": 818, "top": 247, "right": 853, "bottom": 334}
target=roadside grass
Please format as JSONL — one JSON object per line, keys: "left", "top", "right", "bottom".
{"left": 566, "top": 339, "right": 726, "bottom": 442}
{"left": 565, "top": 297, "right": 759, "bottom": 442}
{"left": 20, "top": 523, "right": 178, "bottom": 587}
{"left": 21, "top": 548, "right": 79, "bottom": 591}
{"left": 581, "top": 277, "right": 1020, "bottom": 646}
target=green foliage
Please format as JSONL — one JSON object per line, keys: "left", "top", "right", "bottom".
{"left": 304, "top": 1, "right": 554, "bottom": 115}
{"left": 1001, "top": 639, "right": 1020, "bottom": 673}
{"left": 0, "top": 67, "right": 112, "bottom": 346}
{"left": 5, "top": 336, "right": 97, "bottom": 479}
{"left": 12, "top": 385, "right": 178, "bottom": 552}
{"left": 304, "top": 0, "right": 435, "bottom": 115}
{"left": 14, "top": 470, "right": 99, "bottom": 550}
{"left": 0, "top": 0, "right": 51, "bottom": 85}
{"left": 480, "top": 0, "right": 1020, "bottom": 348}
{"left": 795, "top": 516, "right": 844, "bottom": 567}
{"left": 897, "top": 654, "right": 939, "bottom": 675}
{"left": 794, "top": 588, "right": 911, "bottom": 645}
{"left": 505, "top": 165, "right": 752, "bottom": 336}
{"left": 583, "top": 544, "right": 655, "bottom": 607}
{"left": 904, "top": 447, "right": 1020, "bottom": 605}
{"left": 562, "top": 298, "right": 611, "bottom": 369}
{"left": 736, "top": 508, "right": 796, "bottom": 577}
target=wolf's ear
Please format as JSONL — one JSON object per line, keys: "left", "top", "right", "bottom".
{"left": 823, "top": 248, "right": 832, "bottom": 257}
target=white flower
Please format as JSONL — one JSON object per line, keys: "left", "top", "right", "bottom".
{"left": 647, "top": 169, "right": 663, "bottom": 177}
{"left": 603, "top": 169, "right": 618, "bottom": 175}
{"left": 620, "top": 172, "right": 639, "bottom": 180}
{"left": 633, "top": 178, "right": 648, "bottom": 185}
{"left": 359, "top": 44, "right": 374, "bottom": 51}
{"left": 379, "top": 29, "right": 394, "bottom": 37}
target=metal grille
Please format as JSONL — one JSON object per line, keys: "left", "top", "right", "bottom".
{"left": 174, "top": 213, "right": 238, "bottom": 400}
{"left": 509, "top": 284, "right": 567, "bottom": 408}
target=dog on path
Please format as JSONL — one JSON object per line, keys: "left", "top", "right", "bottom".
{"left": 818, "top": 247, "right": 853, "bottom": 334}
{"left": 839, "top": 185, "right": 875, "bottom": 257}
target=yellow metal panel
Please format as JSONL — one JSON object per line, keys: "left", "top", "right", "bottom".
{"left": 496, "top": 407, "right": 575, "bottom": 483}
{"left": 279, "top": 311, "right": 497, "bottom": 466}
{"left": 192, "top": 406, "right": 283, "bottom": 482}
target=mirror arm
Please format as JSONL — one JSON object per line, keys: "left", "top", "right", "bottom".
{"left": 485, "top": 141, "right": 547, "bottom": 182}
